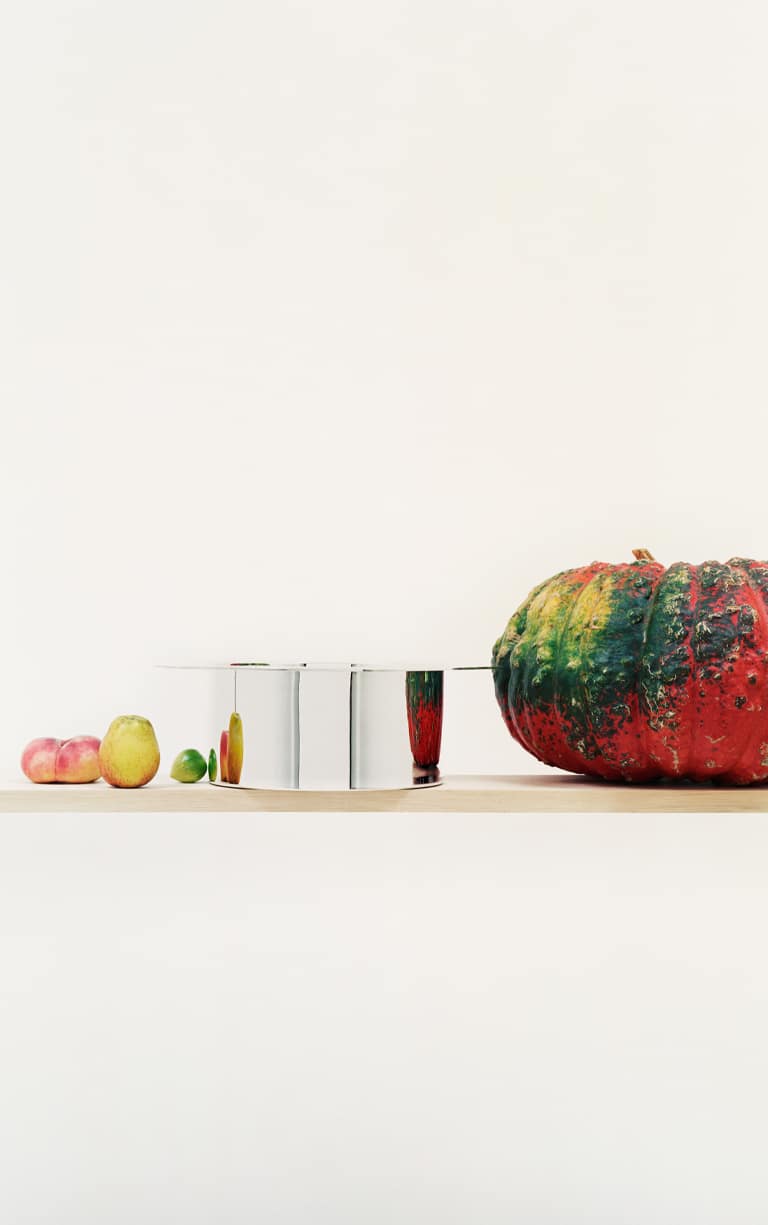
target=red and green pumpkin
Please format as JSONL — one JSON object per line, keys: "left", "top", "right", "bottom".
{"left": 492, "top": 550, "right": 768, "bottom": 784}
{"left": 406, "top": 670, "right": 444, "bottom": 768}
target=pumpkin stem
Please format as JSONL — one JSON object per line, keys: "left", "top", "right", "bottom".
{"left": 632, "top": 547, "right": 657, "bottom": 562}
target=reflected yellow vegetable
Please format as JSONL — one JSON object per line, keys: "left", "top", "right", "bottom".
{"left": 228, "top": 712, "right": 243, "bottom": 784}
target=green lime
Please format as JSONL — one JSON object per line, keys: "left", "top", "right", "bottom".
{"left": 208, "top": 748, "right": 217, "bottom": 782}
{"left": 170, "top": 748, "right": 208, "bottom": 783}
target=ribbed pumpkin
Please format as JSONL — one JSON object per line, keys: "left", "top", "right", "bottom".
{"left": 492, "top": 550, "right": 768, "bottom": 784}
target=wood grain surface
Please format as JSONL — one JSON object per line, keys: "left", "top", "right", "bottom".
{"left": 3, "top": 774, "right": 768, "bottom": 812}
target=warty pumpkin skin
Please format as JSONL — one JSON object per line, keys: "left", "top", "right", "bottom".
{"left": 492, "top": 551, "right": 768, "bottom": 784}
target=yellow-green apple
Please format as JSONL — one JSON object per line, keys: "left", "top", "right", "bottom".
{"left": 99, "top": 715, "right": 160, "bottom": 788}
{"left": 21, "top": 736, "right": 102, "bottom": 783}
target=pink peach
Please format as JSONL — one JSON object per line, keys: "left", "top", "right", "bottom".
{"left": 21, "top": 736, "right": 102, "bottom": 784}
{"left": 55, "top": 736, "right": 101, "bottom": 783}
{"left": 21, "top": 738, "right": 61, "bottom": 783}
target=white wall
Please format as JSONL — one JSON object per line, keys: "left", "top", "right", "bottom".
{"left": 5, "top": 1, "right": 768, "bottom": 774}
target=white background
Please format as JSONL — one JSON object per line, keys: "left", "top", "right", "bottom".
{"left": 4, "top": 0, "right": 768, "bottom": 773}
{"left": 3, "top": 1, "right": 768, "bottom": 1221}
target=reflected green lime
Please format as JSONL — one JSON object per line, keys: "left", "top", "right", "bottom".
{"left": 208, "top": 748, "right": 217, "bottom": 782}
{"left": 170, "top": 748, "right": 208, "bottom": 783}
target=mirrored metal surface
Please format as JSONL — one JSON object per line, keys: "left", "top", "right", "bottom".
{"left": 163, "top": 662, "right": 491, "bottom": 791}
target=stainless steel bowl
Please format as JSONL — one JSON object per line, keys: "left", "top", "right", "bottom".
{"left": 164, "top": 662, "right": 489, "bottom": 790}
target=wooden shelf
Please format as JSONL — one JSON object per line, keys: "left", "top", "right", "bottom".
{"left": 2, "top": 774, "right": 768, "bottom": 813}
